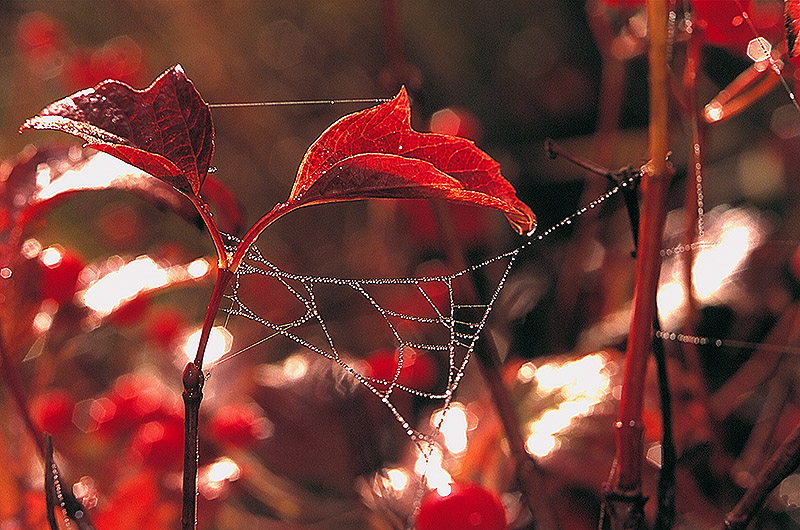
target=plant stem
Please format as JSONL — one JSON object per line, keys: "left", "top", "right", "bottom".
{"left": 651, "top": 318, "right": 676, "bottom": 530}
{"left": 44, "top": 434, "right": 59, "bottom": 530}
{"left": 181, "top": 267, "right": 234, "bottom": 530}
{"left": 181, "top": 361, "right": 203, "bottom": 530}
{"left": 544, "top": 139, "right": 615, "bottom": 180}
{"left": 229, "top": 202, "right": 287, "bottom": 273}
{"left": 192, "top": 268, "right": 235, "bottom": 368}
{"left": 722, "top": 418, "right": 800, "bottom": 529}
{"left": 191, "top": 195, "right": 230, "bottom": 269}
{"left": 474, "top": 337, "right": 561, "bottom": 530}
{"left": 605, "top": 0, "right": 673, "bottom": 526}
{"left": 703, "top": 58, "right": 780, "bottom": 125}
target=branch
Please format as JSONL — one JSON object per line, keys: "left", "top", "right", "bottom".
{"left": 604, "top": 0, "right": 674, "bottom": 526}
{"left": 722, "top": 419, "right": 800, "bottom": 529}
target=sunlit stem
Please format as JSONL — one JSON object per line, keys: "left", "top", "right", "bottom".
{"left": 193, "top": 268, "right": 234, "bottom": 368}
{"left": 703, "top": 58, "right": 781, "bottom": 124}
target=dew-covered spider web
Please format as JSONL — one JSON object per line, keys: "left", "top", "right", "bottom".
{"left": 207, "top": 176, "right": 635, "bottom": 453}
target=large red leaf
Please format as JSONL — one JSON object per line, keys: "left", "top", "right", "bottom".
{"left": 289, "top": 87, "right": 535, "bottom": 234}
{"left": 19, "top": 64, "right": 213, "bottom": 198}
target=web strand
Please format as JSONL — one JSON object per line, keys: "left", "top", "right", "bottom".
{"left": 208, "top": 97, "right": 390, "bottom": 108}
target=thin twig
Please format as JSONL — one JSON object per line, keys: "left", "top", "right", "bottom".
{"left": 430, "top": 201, "right": 561, "bottom": 530}
{"left": 652, "top": 318, "right": 676, "bottom": 530}
{"left": 44, "top": 434, "right": 59, "bottom": 530}
{"left": 722, "top": 418, "right": 800, "bottom": 529}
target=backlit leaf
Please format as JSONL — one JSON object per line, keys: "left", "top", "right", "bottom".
{"left": 20, "top": 64, "right": 213, "bottom": 198}
{"left": 285, "top": 87, "right": 535, "bottom": 235}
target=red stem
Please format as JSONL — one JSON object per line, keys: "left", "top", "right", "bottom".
{"left": 611, "top": 0, "right": 673, "bottom": 497}
{"left": 181, "top": 266, "right": 234, "bottom": 530}
{"left": 191, "top": 195, "right": 230, "bottom": 270}
{"left": 229, "top": 202, "right": 289, "bottom": 273}
{"left": 192, "top": 268, "right": 235, "bottom": 368}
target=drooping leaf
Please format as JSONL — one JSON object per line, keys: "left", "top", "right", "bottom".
{"left": 286, "top": 87, "right": 534, "bottom": 235}
{"left": 19, "top": 64, "right": 213, "bottom": 198}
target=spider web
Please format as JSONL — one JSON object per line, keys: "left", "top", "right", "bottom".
{"left": 210, "top": 178, "right": 631, "bottom": 449}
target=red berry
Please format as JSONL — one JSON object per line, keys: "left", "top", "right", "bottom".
{"left": 146, "top": 306, "right": 186, "bottom": 348}
{"left": 95, "top": 374, "right": 167, "bottom": 436}
{"left": 130, "top": 416, "right": 184, "bottom": 469}
{"left": 208, "top": 403, "right": 269, "bottom": 449}
{"left": 16, "top": 12, "right": 63, "bottom": 63}
{"left": 31, "top": 390, "right": 75, "bottom": 436}
{"left": 39, "top": 247, "right": 85, "bottom": 305}
{"left": 62, "top": 36, "right": 144, "bottom": 92}
{"left": 416, "top": 483, "right": 507, "bottom": 530}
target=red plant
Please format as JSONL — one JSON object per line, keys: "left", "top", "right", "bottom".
{"left": 19, "top": 64, "right": 534, "bottom": 530}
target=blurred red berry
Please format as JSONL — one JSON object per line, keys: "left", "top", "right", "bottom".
{"left": 416, "top": 483, "right": 507, "bottom": 530}
{"left": 95, "top": 374, "right": 168, "bottom": 436}
{"left": 62, "top": 49, "right": 96, "bottom": 91}
{"left": 130, "top": 416, "right": 184, "bottom": 469}
{"left": 31, "top": 390, "right": 75, "bottom": 436}
{"left": 146, "top": 306, "right": 186, "bottom": 348}
{"left": 39, "top": 246, "right": 85, "bottom": 305}
{"left": 208, "top": 403, "right": 269, "bottom": 449}
{"left": 92, "top": 470, "right": 162, "bottom": 530}
{"left": 16, "top": 12, "right": 63, "bottom": 63}
{"left": 63, "top": 36, "right": 144, "bottom": 91}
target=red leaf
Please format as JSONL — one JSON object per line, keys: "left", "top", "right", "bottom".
{"left": 19, "top": 64, "right": 213, "bottom": 198}
{"left": 288, "top": 87, "right": 534, "bottom": 235}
